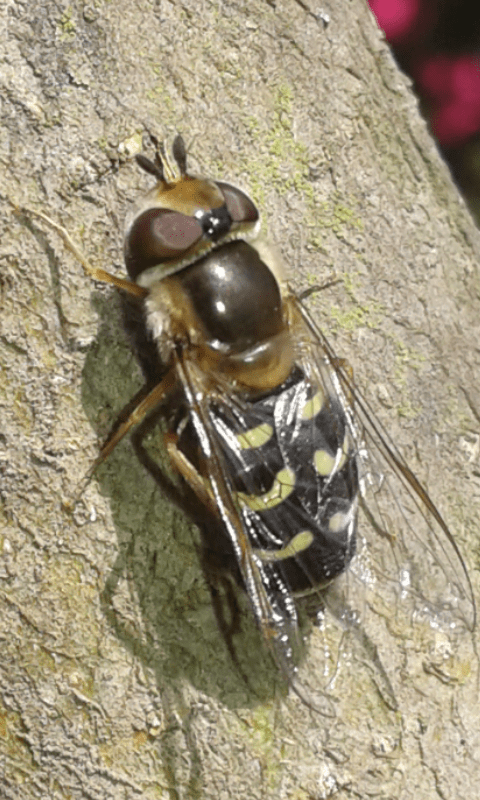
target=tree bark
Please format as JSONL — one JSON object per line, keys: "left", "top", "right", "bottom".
{"left": 1, "top": 0, "right": 480, "bottom": 798}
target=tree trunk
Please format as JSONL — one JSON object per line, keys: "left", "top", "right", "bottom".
{"left": 1, "top": 1, "right": 480, "bottom": 798}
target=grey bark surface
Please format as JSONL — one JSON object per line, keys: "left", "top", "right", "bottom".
{"left": 1, "top": 1, "right": 480, "bottom": 798}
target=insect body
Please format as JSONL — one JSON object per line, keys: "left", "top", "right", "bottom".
{"left": 118, "top": 136, "right": 359, "bottom": 665}
{"left": 32, "top": 135, "right": 475, "bottom": 691}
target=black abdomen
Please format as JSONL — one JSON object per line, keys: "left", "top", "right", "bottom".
{"left": 178, "top": 367, "right": 358, "bottom": 595}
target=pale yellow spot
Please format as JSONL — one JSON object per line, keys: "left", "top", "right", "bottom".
{"left": 237, "top": 467, "right": 295, "bottom": 511}
{"left": 236, "top": 423, "right": 274, "bottom": 450}
{"left": 313, "top": 433, "right": 351, "bottom": 477}
{"left": 329, "top": 510, "right": 352, "bottom": 533}
{"left": 313, "top": 449, "right": 336, "bottom": 477}
{"left": 301, "top": 390, "right": 324, "bottom": 420}
{"left": 254, "top": 530, "right": 314, "bottom": 562}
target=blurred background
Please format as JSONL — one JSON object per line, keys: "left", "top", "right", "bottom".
{"left": 369, "top": 0, "right": 480, "bottom": 222}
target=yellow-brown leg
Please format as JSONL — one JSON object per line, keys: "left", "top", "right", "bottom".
{"left": 18, "top": 207, "right": 147, "bottom": 298}
{"left": 90, "top": 369, "right": 177, "bottom": 474}
{"left": 165, "top": 432, "right": 219, "bottom": 516}
{"left": 70, "top": 369, "right": 177, "bottom": 506}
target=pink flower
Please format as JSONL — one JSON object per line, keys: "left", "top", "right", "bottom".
{"left": 415, "top": 55, "right": 480, "bottom": 146}
{"left": 369, "top": 0, "right": 428, "bottom": 46}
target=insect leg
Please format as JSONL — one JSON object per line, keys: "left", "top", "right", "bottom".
{"left": 165, "top": 433, "right": 220, "bottom": 516}
{"left": 298, "top": 278, "right": 342, "bottom": 300}
{"left": 130, "top": 409, "right": 198, "bottom": 513}
{"left": 90, "top": 369, "right": 177, "bottom": 474}
{"left": 20, "top": 207, "right": 147, "bottom": 298}
{"left": 71, "top": 370, "right": 177, "bottom": 506}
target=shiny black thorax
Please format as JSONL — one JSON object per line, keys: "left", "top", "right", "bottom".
{"left": 121, "top": 238, "right": 284, "bottom": 381}
{"left": 179, "top": 240, "right": 284, "bottom": 354}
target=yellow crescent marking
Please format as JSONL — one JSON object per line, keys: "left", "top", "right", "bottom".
{"left": 254, "top": 530, "right": 314, "bottom": 562}
{"left": 237, "top": 467, "right": 295, "bottom": 511}
{"left": 301, "top": 390, "right": 324, "bottom": 420}
{"left": 236, "top": 423, "right": 274, "bottom": 450}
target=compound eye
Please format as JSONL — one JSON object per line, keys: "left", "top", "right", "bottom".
{"left": 125, "top": 208, "right": 203, "bottom": 278}
{"left": 215, "top": 182, "right": 259, "bottom": 224}
{"left": 133, "top": 208, "right": 203, "bottom": 256}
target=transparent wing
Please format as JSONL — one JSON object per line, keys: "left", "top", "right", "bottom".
{"left": 174, "top": 348, "right": 360, "bottom": 714}
{"left": 173, "top": 353, "right": 304, "bottom": 679}
{"left": 291, "top": 293, "right": 476, "bottom": 642}
{"left": 172, "top": 298, "right": 475, "bottom": 707}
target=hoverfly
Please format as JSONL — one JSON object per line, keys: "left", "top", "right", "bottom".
{"left": 30, "top": 135, "right": 475, "bottom": 703}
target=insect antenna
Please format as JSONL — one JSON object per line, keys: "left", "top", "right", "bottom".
{"left": 135, "top": 133, "right": 187, "bottom": 183}
{"left": 172, "top": 134, "right": 187, "bottom": 175}
{"left": 148, "top": 133, "right": 164, "bottom": 175}
{"left": 135, "top": 153, "right": 164, "bottom": 182}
